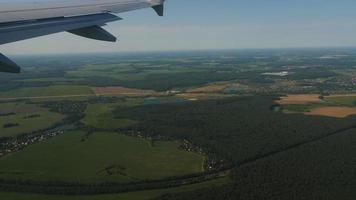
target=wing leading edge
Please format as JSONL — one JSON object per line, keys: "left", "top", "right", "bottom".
{"left": 0, "top": 0, "right": 165, "bottom": 73}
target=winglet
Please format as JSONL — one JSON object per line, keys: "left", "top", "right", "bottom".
{"left": 0, "top": 54, "right": 21, "bottom": 73}
{"left": 152, "top": 4, "right": 164, "bottom": 16}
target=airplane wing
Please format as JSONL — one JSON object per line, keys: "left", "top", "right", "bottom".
{"left": 0, "top": 0, "right": 165, "bottom": 73}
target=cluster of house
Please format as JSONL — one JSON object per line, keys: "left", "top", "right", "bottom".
{"left": 0, "top": 129, "right": 64, "bottom": 157}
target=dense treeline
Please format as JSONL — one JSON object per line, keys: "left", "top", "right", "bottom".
{"left": 155, "top": 129, "right": 356, "bottom": 200}
{"left": 0, "top": 170, "right": 225, "bottom": 195}
{"left": 114, "top": 96, "right": 356, "bottom": 165}
{"left": 112, "top": 96, "right": 356, "bottom": 199}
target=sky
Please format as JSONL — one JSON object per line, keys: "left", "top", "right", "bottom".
{"left": 2, "top": 0, "right": 356, "bottom": 55}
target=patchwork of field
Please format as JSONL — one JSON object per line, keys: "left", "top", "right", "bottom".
{"left": 0, "top": 131, "right": 205, "bottom": 183}
{"left": 1, "top": 51, "right": 356, "bottom": 199}
{"left": 278, "top": 93, "right": 356, "bottom": 118}
{"left": 0, "top": 103, "right": 64, "bottom": 138}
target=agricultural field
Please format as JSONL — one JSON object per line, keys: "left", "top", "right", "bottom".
{"left": 92, "top": 86, "right": 158, "bottom": 96}
{"left": 0, "top": 102, "right": 64, "bottom": 137}
{"left": 305, "top": 106, "right": 356, "bottom": 118}
{"left": 324, "top": 94, "right": 356, "bottom": 106}
{"left": 277, "top": 93, "right": 356, "bottom": 118}
{"left": 0, "top": 85, "right": 93, "bottom": 99}
{"left": 185, "top": 82, "right": 230, "bottom": 93}
{"left": 82, "top": 100, "right": 141, "bottom": 130}
{"left": 0, "top": 131, "right": 205, "bottom": 183}
{"left": 276, "top": 94, "right": 324, "bottom": 105}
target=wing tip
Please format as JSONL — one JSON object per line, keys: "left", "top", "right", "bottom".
{"left": 152, "top": 4, "right": 164, "bottom": 16}
{"left": 0, "top": 54, "right": 21, "bottom": 73}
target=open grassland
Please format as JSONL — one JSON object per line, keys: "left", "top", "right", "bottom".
{"left": 0, "top": 85, "right": 93, "bottom": 99}
{"left": 0, "top": 131, "right": 205, "bottom": 183}
{"left": 177, "top": 93, "right": 234, "bottom": 101}
{"left": 276, "top": 94, "right": 323, "bottom": 105}
{"left": 0, "top": 177, "right": 229, "bottom": 200}
{"left": 0, "top": 103, "right": 64, "bottom": 138}
{"left": 305, "top": 106, "right": 356, "bottom": 118}
{"left": 324, "top": 94, "right": 356, "bottom": 106}
{"left": 82, "top": 100, "right": 141, "bottom": 130}
{"left": 186, "top": 82, "right": 230, "bottom": 93}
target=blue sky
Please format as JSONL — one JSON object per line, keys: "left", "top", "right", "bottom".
{"left": 3, "top": 0, "right": 356, "bottom": 55}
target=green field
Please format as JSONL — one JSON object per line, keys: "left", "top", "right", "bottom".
{"left": 0, "top": 103, "right": 64, "bottom": 137}
{"left": 0, "top": 85, "right": 93, "bottom": 98}
{"left": 0, "top": 131, "right": 205, "bottom": 183}
{"left": 82, "top": 100, "right": 141, "bottom": 130}
{"left": 0, "top": 177, "right": 229, "bottom": 200}
{"left": 282, "top": 103, "right": 324, "bottom": 112}
{"left": 325, "top": 95, "right": 356, "bottom": 106}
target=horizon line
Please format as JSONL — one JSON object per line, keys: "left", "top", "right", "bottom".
{"left": 8, "top": 46, "right": 356, "bottom": 58}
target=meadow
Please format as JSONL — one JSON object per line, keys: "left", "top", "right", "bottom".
{"left": 0, "top": 103, "right": 64, "bottom": 137}
{"left": 0, "top": 131, "right": 205, "bottom": 183}
{"left": 82, "top": 100, "right": 141, "bottom": 130}
{"left": 0, "top": 85, "right": 93, "bottom": 99}
{"left": 324, "top": 95, "right": 356, "bottom": 106}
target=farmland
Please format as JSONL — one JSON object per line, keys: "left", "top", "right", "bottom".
{"left": 324, "top": 94, "right": 356, "bottom": 106}
{"left": 276, "top": 94, "right": 323, "bottom": 105}
{"left": 0, "top": 85, "right": 93, "bottom": 99}
{"left": 0, "top": 49, "right": 356, "bottom": 199}
{"left": 305, "top": 106, "right": 356, "bottom": 118}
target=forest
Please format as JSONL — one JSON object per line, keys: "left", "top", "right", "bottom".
{"left": 113, "top": 96, "right": 356, "bottom": 199}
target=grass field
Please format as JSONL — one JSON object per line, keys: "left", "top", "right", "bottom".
{"left": 0, "top": 177, "right": 229, "bottom": 200}
{"left": 0, "top": 131, "right": 205, "bottom": 183}
{"left": 0, "top": 103, "right": 64, "bottom": 138}
{"left": 82, "top": 100, "right": 141, "bottom": 130}
{"left": 186, "top": 82, "right": 229, "bottom": 93}
{"left": 0, "top": 85, "right": 93, "bottom": 99}
{"left": 324, "top": 95, "right": 356, "bottom": 106}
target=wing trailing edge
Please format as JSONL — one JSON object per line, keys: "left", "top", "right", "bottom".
{"left": 152, "top": 4, "right": 164, "bottom": 16}
{"left": 0, "top": 13, "right": 121, "bottom": 73}
{"left": 68, "top": 26, "right": 117, "bottom": 42}
{"left": 0, "top": 54, "right": 21, "bottom": 73}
